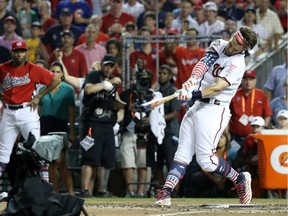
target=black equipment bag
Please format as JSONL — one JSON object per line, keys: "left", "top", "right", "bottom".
{"left": 0, "top": 176, "right": 88, "bottom": 216}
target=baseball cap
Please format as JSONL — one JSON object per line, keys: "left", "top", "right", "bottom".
{"left": 4, "top": 16, "right": 16, "bottom": 24}
{"left": 221, "top": 30, "right": 231, "bottom": 37}
{"left": 61, "top": 30, "right": 74, "bottom": 38}
{"left": 243, "top": 69, "right": 256, "bottom": 78}
{"left": 167, "top": 28, "right": 179, "bottom": 35}
{"left": 125, "top": 21, "right": 137, "bottom": 31}
{"left": 31, "top": 21, "right": 42, "bottom": 28}
{"left": 160, "top": 64, "right": 174, "bottom": 83}
{"left": 102, "top": 54, "right": 116, "bottom": 65}
{"left": 203, "top": 2, "right": 218, "bottom": 12}
{"left": 276, "top": 110, "right": 288, "bottom": 119}
{"left": 250, "top": 116, "right": 265, "bottom": 127}
{"left": 11, "top": 40, "right": 28, "bottom": 51}
{"left": 60, "top": 8, "right": 72, "bottom": 16}
{"left": 193, "top": 4, "right": 203, "bottom": 10}
{"left": 245, "top": 5, "right": 256, "bottom": 14}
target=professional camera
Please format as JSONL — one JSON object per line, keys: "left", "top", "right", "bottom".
{"left": 132, "top": 67, "right": 154, "bottom": 148}
{"left": 135, "top": 67, "right": 152, "bottom": 95}
{"left": 93, "top": 83, "right": 118, "bottom": 101}
{"left": 82, "top": 82, "right": 118, "bottom": 119}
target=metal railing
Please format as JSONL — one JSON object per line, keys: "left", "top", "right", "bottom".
{"left": 246, "top": 33, "right": 287, "bottom": 89}
{"left": 122, "top": 33, "right": 288, "bottom": 91}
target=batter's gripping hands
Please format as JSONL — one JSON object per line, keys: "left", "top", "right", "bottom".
{"left": 177, "top": 77, "right": 196, "bottom": 100}
{"left": 177, "top": 89, "right": 192, "bottom": 100}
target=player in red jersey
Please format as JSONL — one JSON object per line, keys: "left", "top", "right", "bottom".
{"left": 100, "top": 0, "right": 135, "bottom": 34}
{"left": 0, "top": 40, "right": 60, "bottom": 181}
{"left": 165, "top": 28, "right": 206, "bottom": 89}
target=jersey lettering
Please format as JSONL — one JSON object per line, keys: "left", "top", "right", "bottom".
{"left": 3, "top": 73, "right": 30, "bottom": 90}
{"left": 212, "top": 63, "right": 224, "bottom": 77}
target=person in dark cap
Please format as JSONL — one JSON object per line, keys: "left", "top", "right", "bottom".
{"left": 40, "top": 7, "right": 83, "bottom": 61}
{"left": 0, "top": 0, "right": 22, "bottom": 36}
{"left": 47, "top": 29, "right": 88, "bottom": 78}
{"left": 4, "top": 16, "right": 16, "bottom": 24}
{"left": 53, "top": 0, "right": 92, "bottom": 32}
{"left": 61, "top": 29, "right": 75, "bottom": 38}
{"left": 60, "top": 7, "right": 72, "bottom": 16}
{"left": 0, "top": 16, "right": 23, "bottom": 50}
{"left": 218, "top": 0, "right": 244, "bottom": 21}
{"left": 80, "top": 53, "right": 122, "bottom": 197}
{"left": 125, "top": 21, "right": 138, "bottom": 35}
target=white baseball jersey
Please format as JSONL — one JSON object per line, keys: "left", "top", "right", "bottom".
{"left": 174, "top": 39, "right": 246, "bottom": 172}
{"left": 197, "top": 39, "right": 246, "bottom": 104}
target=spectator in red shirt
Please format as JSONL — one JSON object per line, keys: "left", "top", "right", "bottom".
{"left": 40, "top": 8, "right": 83, "bottom": 61}
{"left": 76, "top": 15, "right": 110, "bottom": 47}
{"left": 229, "top": 69, "right": 273, "bottom": 146}
{"left": 129, "top": 27, "right": 165, "bottom": 89}
{"left": 165, "top": 28, "right": 206, "bottom": 89}
{"left": 143, "top": 11, "right": 164, "bottom": 36}
{"left": 101, "top": 0, "right": 135, "bottom": 34}
{"left": 48, "top": 30, "right": 88, "bottom": 78}
{"left": 143, "top": 11, "right": 164, "bottom": 50}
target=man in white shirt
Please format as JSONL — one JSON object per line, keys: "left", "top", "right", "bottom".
{"left": 172, "top": 0, "right": 199, "bottom": 33}
{"left": 256, "top": 0, "right": 284, "bottom": 51}
{"left": 122, "top": 0, "right": 145, "bottom": 20}
{"left": 199, "top": 2, "right": 224, "bottom": 48}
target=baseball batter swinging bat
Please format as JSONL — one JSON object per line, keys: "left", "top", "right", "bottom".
{"left": 141, "top": 91, "right": 180, "bottom": 111}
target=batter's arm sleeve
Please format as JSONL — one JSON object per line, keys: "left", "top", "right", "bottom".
{"left": 190, "top": 47, "right": 219, "bottom": 79}
{"left": 201, "top": 77, "right": 230, "bottom": 98}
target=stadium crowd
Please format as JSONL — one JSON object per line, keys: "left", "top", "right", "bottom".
{"left": 0, "top": 0, "right": 287, "bottom": 200}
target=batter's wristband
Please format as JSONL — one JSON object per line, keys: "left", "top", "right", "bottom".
{"left": 192, "top": 91, "right": 202, "bottom": 100}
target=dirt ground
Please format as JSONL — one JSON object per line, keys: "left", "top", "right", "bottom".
{"left": 79, "top": 198, "right": 287, "bottom": 216}
{"left": 0, "top": 198, "right": 287, "bottom": 216}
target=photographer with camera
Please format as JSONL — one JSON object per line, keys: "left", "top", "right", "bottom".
{"left": 80, "top": 54, "right": 122, "bottom": 198}
{"left": 119, "top": 65, "right": 165, "bottom": 198}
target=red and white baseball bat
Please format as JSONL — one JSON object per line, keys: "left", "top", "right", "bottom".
{"left": 140, "top": 91, "right": 179, "bottom": 111}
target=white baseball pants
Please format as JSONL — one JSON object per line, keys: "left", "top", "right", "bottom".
{"left": 174, "top": 101, "right": 231, "bottom": 172}
{"left": 0, "top": 107, "right": 40, "bottom": 163}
